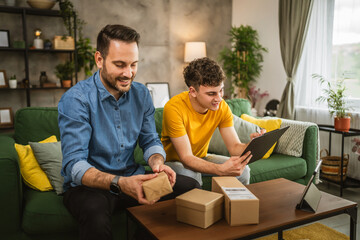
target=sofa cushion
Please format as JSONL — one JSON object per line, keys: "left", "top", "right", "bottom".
{"left": 225, "top": 98, "right": 252, "bottom": 117}
{"left": 249, "top": 153, "right": 307, "bottom": 183}
{"left": 21, "top": 188, "right": 128, "bottom": 238}
{"left": 208, "top": 114, "right": 258, "bottom": 156}
{"left": 30, "top": 141, "right": 64, "bottom": 195}
{"left": 14, "top": 107, "right": 60, "bottom": 145}
{"left": 275, "top": 119, "right": 317, "bottom": 157}
{"left": 14, "top": 135, "right": 57, "bottom": 191}
{"left": 22, "top": 189, "right": 77, "bottom": 234}
{"left": 241, "top": 114, "right": 282, "bottom": 159}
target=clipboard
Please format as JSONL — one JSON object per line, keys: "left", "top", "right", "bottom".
{"left": 241, "top": 126, "right": 290, "bottom": 164}
{"left": 296, "top": 160, "right": 322, "bottom": 212}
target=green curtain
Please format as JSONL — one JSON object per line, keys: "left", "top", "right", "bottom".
{"left": 277, "top": 0, "right": 314, "bottom": 119}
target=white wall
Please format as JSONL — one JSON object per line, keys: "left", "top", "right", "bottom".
{"left": 232, "top": 0, "right": 287, "bottom": 114}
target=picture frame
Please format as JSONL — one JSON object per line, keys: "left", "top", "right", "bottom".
{"left": 0, "top": 30, "right": 10, "bottom": 48}
{"left": 0, "top": 70, "right": 7, "bottom": 88}
{"left": 0, "top": 108, "right": 14, "bottom": 129}
{"left": 146, "top": 82, "right": 170, "bottom": 108}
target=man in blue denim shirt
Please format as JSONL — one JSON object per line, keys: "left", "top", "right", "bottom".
{"left": 58, "top": 24, "right": 199, "bottom": 240}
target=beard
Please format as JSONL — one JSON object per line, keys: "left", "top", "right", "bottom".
{"left": 101, "top": 64, "right": 135, "bottom": 95}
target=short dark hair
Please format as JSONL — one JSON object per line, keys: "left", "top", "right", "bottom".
{"left": 96, "top": 24, "right": 140, "bottom": 59}
{"left": 183, "top": 57, "right": 226, "bottom": 90}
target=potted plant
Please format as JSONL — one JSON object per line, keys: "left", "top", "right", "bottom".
{"left": 219, "top": 25, "right": 267, "bottom": 98}
{"left": 55, "top": 61, "right": 74, "bottom": 88}
{"left": 9, "top": 75, "right": 17, "bottom": 89}
{"left": 313, "top": 74, "right": 352, "bottom": 132}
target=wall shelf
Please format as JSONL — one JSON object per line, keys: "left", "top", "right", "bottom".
{"left": 0, "top": 5, "right": 77, "bottom": 107}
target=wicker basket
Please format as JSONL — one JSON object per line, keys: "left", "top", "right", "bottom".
{"left": 320, "top": 149, "right": 349, "bottom": 182}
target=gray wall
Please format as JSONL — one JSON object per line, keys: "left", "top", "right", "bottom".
{"left": 0, "top": 0, "right": 232, "bottom": 113}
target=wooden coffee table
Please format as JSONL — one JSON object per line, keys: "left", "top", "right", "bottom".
{"left": 127, "top": 178, "right": 357, "bottom": 240}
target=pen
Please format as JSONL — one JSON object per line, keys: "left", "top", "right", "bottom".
{"left": 257, "top": 126, "right": 262, "bottom": 134}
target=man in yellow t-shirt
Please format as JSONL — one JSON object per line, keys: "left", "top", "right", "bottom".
{"left": 161, "top": 57, "right": 264, "bottom": 186}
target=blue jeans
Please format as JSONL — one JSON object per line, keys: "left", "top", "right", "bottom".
{"left": 165, "top": 153, "right": 251, "bottom": 186}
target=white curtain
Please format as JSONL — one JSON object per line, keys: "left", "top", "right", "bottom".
{"left": 294, "top": 0, "right": 334, "bottom": 109}
{"left": 294, "top": 0, "right": 360, "bottom": 181}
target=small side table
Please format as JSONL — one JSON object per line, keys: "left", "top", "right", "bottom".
{"left": 318, "top": 124, "right": 360, "bottom": 196}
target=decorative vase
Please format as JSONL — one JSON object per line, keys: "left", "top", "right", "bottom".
{"left": 39, "top": 71, "right": 48, "bottom": 87}
{"left": 334, "top": 117, "right": 351, "bottom": 132}
{"left": 34, "top": 38, "right": 44, "bottom": 49}
{"left": 9, "top": 79, "right": 17, "bottom": 89}
{"left": 61, "top": 80, "right": 71, "bottom": 88}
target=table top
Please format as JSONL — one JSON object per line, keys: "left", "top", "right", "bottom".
{"left": 127, "top": 178, "right": 357, "bottom": 240}
{"left": 318, "top": 124, "right": 360, "bottom": 136}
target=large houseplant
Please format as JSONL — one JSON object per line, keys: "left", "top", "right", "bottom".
{"left": 219, "top": 25, "right": 267, "bottom": 98}
{"left": 313, "top": 74, "right": 352, "bottom": 132}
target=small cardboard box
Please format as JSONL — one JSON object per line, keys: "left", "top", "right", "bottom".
{"left": 212, "top": 177, "right": 259, "bottom": 226}
{"left": 142, "top": 172, "right": 173, "bottom": 201}
{"left": 53, "top": 36, "right": 75, "bottom": 50}
{"left": 175, "top": 188, "right": 224, "bottom": 229}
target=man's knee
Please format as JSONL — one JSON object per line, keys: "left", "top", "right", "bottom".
{"left": 166, "top": 161, "right": 203, "bottom": 185}
{"left": 175, "top": 174, "right": 201, "bottom": 193}
{"left": 161, "top": 174, "right": 200, "bottom": 201}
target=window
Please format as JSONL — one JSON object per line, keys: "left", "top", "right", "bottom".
{"left": 295, "top": 0, "right": 360, "bottom": 112}
{"left": 332, "top": 0, "right": 360, "bottom": 101}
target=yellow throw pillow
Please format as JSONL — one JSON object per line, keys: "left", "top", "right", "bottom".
{"left": 240, "top": 114, "right": 282, "bottom": 159}
{"left": 14, "top": 135, "right": 57, "bottom": 191}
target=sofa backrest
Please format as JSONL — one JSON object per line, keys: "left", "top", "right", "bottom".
{"left": 13, "top": 98, "right": 251, "bottom": 145}
{"left": 14, "top": 107, "right": 60, "bottom": 145}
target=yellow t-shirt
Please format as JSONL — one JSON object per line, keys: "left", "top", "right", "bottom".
{"left": 161, "top": 91, "right": 233, "bottom": 162}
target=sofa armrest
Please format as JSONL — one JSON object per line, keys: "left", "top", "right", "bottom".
{"left": 0, "top": 135, "right": 23, "bottom": 234}
{"left": 301, "top": 125, "right": 318, "bottom": 184}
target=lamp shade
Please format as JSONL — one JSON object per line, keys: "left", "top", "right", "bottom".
{"left": 184, "top": 42, "right": 206, "bottom": 63}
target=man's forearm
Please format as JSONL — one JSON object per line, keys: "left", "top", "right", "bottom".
{"left": 228, "top": 142, "right": 247, "bottom": 156}
{"left": 180, "top": 155, "right": 223, "bottom": 176}
{"left": 81, "top": 167, "right": 115, "bottom": 190}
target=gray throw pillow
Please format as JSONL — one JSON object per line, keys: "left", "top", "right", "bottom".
{"left": 29, "top": 141, "right": 64, "bottom": 195}
{"left": 208, "top": 114, "right": 258, "bottom": 156}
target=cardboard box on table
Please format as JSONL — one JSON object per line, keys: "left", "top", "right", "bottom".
{"left": 176, "top": 189, "right": 224, "bottom": 229}
{"left": 142, "top": 172, "right": 173, "bottom": 201}
{"left": 212, "top": 177, "right": 259, "bottom": 226}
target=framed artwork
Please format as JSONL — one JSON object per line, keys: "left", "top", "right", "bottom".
{"left": 0, "top": 30, "right": 10, "bottom": 48}
{"left": 146, "top": 82, "right": 170, "bottom": 108}
{"left": 0, "top": 108, "right": 14, "bottom": 128}
{"left": 0, "top": 70, "right": 7, "bottom": 88}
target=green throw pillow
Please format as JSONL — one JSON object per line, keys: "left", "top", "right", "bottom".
{"left": 29, "top": 141, "right": 64, "bottom": 195}
{"left": 208, "top": 114, "right": 258, "bottom": 156}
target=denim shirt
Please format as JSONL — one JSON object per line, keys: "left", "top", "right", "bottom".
{"left": 58, "top": 70, "right": 165, "bottom": 192}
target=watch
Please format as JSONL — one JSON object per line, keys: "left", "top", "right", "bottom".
{"left": 110, "top": 175, "right": 121, "bottom": 194}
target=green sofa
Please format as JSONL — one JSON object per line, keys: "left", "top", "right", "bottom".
{"left": 0, "top": 98, "right": 318, "bottom": 239}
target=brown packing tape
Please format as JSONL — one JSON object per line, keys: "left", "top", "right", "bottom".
{"left": 142, "top": 172, "right": 173, "bottom": 201}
